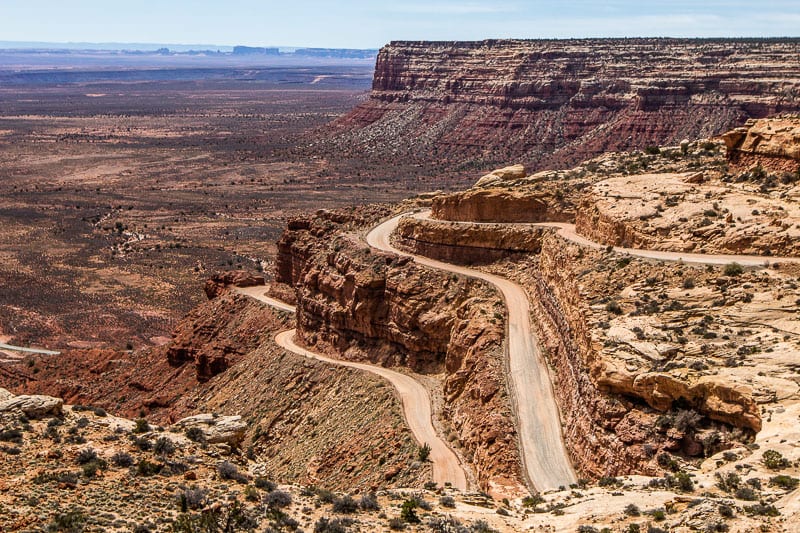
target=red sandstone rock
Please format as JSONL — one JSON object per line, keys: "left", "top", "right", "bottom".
{"left": 204, "top": 270, "right": 265, "bottom": 300}
{"left": 325, "top": 39, "right": 800, "bottom": 172}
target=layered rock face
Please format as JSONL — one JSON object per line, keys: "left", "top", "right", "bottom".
{"left": 328, "top": 39, "right": 800, "bottom": 171}
{"left": 396, "top": 216, "right": 545, "bottom": 263}
{"left": 273, "top": 209, "right": 524, "bottom": 493}
{"left": 723, "top": 117, "right": 800, "bottom": 174}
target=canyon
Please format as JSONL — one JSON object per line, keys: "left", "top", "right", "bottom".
{"left": 1, "top": 40, "right": 800, "bottom": 532}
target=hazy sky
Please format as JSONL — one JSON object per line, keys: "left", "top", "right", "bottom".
{"left": 2, "top": 0, "right": 800, "bottom": 48}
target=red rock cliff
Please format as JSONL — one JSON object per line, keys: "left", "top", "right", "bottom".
{"left": 327, "top": 39, "right": 800, "bottom": 172}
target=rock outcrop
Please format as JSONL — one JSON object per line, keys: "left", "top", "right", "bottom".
{"left": 397, "top": 216, "right": 544, "bottom": 263}
{"left": 166, "top": 293, "right": 274, "bottom": 381}
{"left": 326, "top": 39, "right": 800, "bottom": 172}
{"left": 723, "top": 117, "right": 800, "bottom": 174}
{"left": 273, "top": 208, "right": 524, "bottom": 493}
{"left": 204, "top": 270, "right": 265, "bottom": 300}
{"left": 0, "top": 388, "right": 62, "bottom": 418}
{"left": 172, "top": 413, "right": 247, "bottom": 446}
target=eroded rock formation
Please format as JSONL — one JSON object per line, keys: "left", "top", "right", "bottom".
{"left": 272, "top": 208, "right": 523, "bottom": 493}
{"left": 326, "top": 39, "right": 800, "bottom": 172}
{"left": 723, "top": 116, "right": 800, "bottom": 174}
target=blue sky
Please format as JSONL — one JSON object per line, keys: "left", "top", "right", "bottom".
{"left": 2, "top": 0, "right": 799, "bottom": 48}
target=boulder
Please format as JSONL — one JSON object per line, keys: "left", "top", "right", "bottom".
{"left": 0, "top": 394, "right": 63, "bottom": 418}
{"left": 474, "top": 164, "right": 526, "bottom": 187}
{"left": 0, "top": 387, "right": 14, "bottom": 402}
{"left": 172, "top": 413, "right": 247, "bottom": 446}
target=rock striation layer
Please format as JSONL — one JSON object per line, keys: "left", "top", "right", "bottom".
{"left": 328, "top": 39, "right": 800, "bottom": 171}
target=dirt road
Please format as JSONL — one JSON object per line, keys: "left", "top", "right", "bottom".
{"left": 235, "top": 286, "right": 469, "bottom": 491}
{"left": 367, "top": 214, "right": 578, "bottom": 491}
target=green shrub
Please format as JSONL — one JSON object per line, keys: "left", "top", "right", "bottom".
{"left": 418, "top": 443, "right": 432, "bottom": 461}
{"left": 133, "top": 418, "right": 150, "bottom": 434}
{"left": 762, "top": 449, "right": 790, "bottom": 470}
{"left": 723, "top": 263, "right": 743, "bottom": 277}
{"left": 624, "top": 503, "right": 641, "bottom": 516}
{"left": 400, "top": 499, "right": 420, "bottom": 523}
{"left": 770, "top": 475, "right": 799, "bottom": 490}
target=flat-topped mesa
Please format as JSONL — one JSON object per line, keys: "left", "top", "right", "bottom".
{"left": 723, "top": 117, "right": 800, "bottom": 174}
{"left": 331, "top": 39, "right": 800, "bottom": 171}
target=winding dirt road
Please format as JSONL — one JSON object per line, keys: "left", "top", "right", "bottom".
{"left": 367, "top": 214, "right": 578, "bottom": 491}
{"left": 412, "top": 210, "right": 800, "bottom": 267}
{"left": 234, "top": 286, "right": 468, "bottom": 491}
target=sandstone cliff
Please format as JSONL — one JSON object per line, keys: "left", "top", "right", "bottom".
{"left": 325, "top": 39, "right": 800, "bottom": 173}
{"left": 272, "top": 208, "right": 524, "bottom": 493}
{"left": 723, "top": 116, "right": 800, "bottom": 174}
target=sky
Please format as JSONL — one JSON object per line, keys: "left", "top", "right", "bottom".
{"left": 2, "top": 0, "right": 799, "bottom": 49}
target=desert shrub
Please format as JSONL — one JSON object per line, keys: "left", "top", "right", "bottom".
{"left": 743, "top": 503, "right": 780, "bottom": 516}
{"left": 244, "top": 485, "right": 259, "bottom": 502}
{"left": 650, "top": 509, "right": 666, "bottom": 521}
{"left": 133, "top": 418, "right": 150, "bottom": 434}
{"left": 154, "top": 436, "right": 175, "bottom": 456}
{"left": 49, "top": 508, "right": 86, "bottom": 533}
{"left": 427, "top": 516, "right": 465, "bottom": 532}
{"left": 75, "top": 448, "right": 98, "bottom": 465}
{"left": 254, "top": 477, "right": 277, "bottom": 491}
{"left": 734, "top": 486, "right": 758, "bottom": 501}
{"left": 769, "top": 475, "right": 799, "bottom": 490}
{"left": 1, "top": 445, "right": 21, "bottom": 455}
{"left": 133, "top": 437, "right": 153, "bottom": 453}
{"left": 682, "top": 277, "right": 695, "bottom": 289}
{"left": 178, "top": 487, "right": 208, "bottom": 511}
{"left": 111, "top": 451, "right": 134, "bottom": 467}
{"left": 133, "top": 525, "right": 151, "bottom": 533}
{"left": 605, "top": 301, "right": 623, "bottom": 315}
{"left": 184, "top": 427, "right": 206, "bottom": 443}
{"left": 624, "top": 503, "right": 641, "bottom": 516}
{"left": 409, "top": 494, "right": 432, "bottom": 511}
{"left": 470, "top": 520, "right": 496, "bottom": 533}
{"left": 762, "top": 449, "right": 790, "bottom": 470}
{"left": 439, "top": 495, "right": 456, "bottom": 508}
{"left": 217, "top": 461, "right": 247, "bottom": 482}
{"left": 598, "top": 476, "right": 619, "bottom": 487}
{"left": 715, "top": 472, "right": 740, "bottom": 492}
{"left": 171, "top": 500, "right": 257, "bottom": 532}
{"left": 92, "top": 407, "right": 107, "bottom": 417}
{"left": 578, "top": 527, "right": 599, "bottom": 533}
{"left": 359, "top": 493, "right": 380, "bottom": 511}
{"left": 418, "top": 443, "right": 432, "bottom": 461}
{"left": 400, "top": 499, "right": 420, "bottom": 523}
{"left": 718, "top": 504, "right": 734, "bottom": 518}
{"left": 0, "top": 428, "right": 23, "bottom": 444}
{"left": 265, "top": 490, "right": 292, "bottom": 509}
{"left": 645, "top": 146, "right": 661, "bottom": 155}
{"left": 332, "top": 494, "right": 358, "bottom": 514}
{"left": 673, "top": 409, "right": 702, "bottom": 432}
{"left": 315, "top": 517, "right": 353, "bottom": 533}
{"left": 723, "top": 263, "right": 743, "bottom": 277}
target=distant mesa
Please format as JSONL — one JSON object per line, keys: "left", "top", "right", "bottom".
{"left": 233, "top": 45, "right": 281, "bottom": 56}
